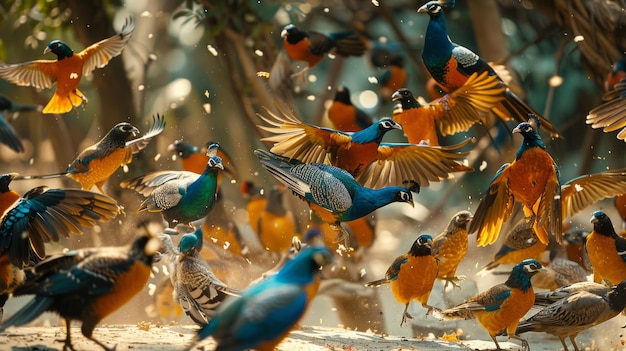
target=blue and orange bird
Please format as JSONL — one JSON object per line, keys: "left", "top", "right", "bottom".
{"left": 189, "top": 245, "right": 333, "bottom": 351}
{"left": 0, "top": 95, "right": 39, "bottom": 153}
{"left": 202, "top": 192, "right": 248, "bottom": 257}
{"left": 432, "top": 211, "right": 472, "bottom": 288}
{"left": 120, "top": 143, "right": 224, "bottom": 228}
{"left": 172, "top": 230, "right": 240, "bottom": 326}
{"left": 0, "top": 173, "right": 120, "bottom": 318}
{"left": 371, "top": 47, "right": 409, "bottom": 100}
{"left": 586, "top": 56, "right": 626, "bottom": 142}
{"left": 327, "top": 86, "right": 374, "bottom": 132}
{"left": 585, "top": 211, "right": 626, "bottom": 285}
{"left": 391, "top": 73, "right": 505, "bottom": 146}
{"left": 0, "top": 234, "right": 160, "bottom": 351}
{"left": 0, "top": 18, "right": 134, "bottom": 115}
{"left": 281, "top": 24, "right": 366, "bottom": 81}
{"left": 517, "top": 280, "right": 626, "bottom": 351}
{"left": 257, "top": 185, "right": 300, "bottom": 254}
{"left": 254, "top": 149, "right": 416, "bottom": 248}
{"left": 240, "top": 180, "right": 267, "bottom": 236}
{"left": 441, "top": 259, "right": 545, "bottom": 351}
{"left": 258, "top": 104, "right": 474, "bottom": 189}
{"left": 16, "top": 114, "right": 166, "bottom": 193}
{"left": 366, "top": 234, "right": 439, "bottom": 326}
{"left": 168, "top": 140, "right": 239, "bottom": 181}
{"left": 417, "top": 1, "right": 560, "bottom": 138}
{"left": 468, "top": 116, "right": 561, "bottom": 246}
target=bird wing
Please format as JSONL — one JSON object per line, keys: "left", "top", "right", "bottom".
{"left": 535, "top": 164, "right": 562, "bottom": 242}
{"left": 355, "top": 140, "right": 473, "bottom": 189}
{"left": 586, "top": 81, "right": 626, "bottom": 141}
{"left": 561, "top": 168, "right": 626, "bottom": 218}
{"left": 77, "top": 17, "right": 135, "bottom": 76}
{"left": 120, "top": 171, "right": 198, "bottom": 197}
{"left": 469, "top": 164, "right": 515, "bottom": 246}
{"left": 524, "top": 291, "right": 609, "bottom": 327}
{"left": 258, "top": 105, "right": 350, "bottom": 164}
{"left": 123, "top": 114, "right": 166, "bottom": 164}
{"left": 0, "top": 113, "right": 24, "bottom": 152}
{"left": 0, "top": 187, "right": 120, "bottom": 268}
{"left": 534, "top": 281, "right": 608, "bottom": 306}
{"left": 433, "top": 71, "right": 506, "bottom": 136}
{"left": 0, "top": 59, "right": 58, "bottom": 89}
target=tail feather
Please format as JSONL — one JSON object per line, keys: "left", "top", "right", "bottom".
{"left": 476, "top": 261, "right": 501, "bottom": 276}
{"left": 14, "top": 172, "right": 69, "bottom": 181}
{"left": 440, "top": 307, "right": 476, "bottom": 320}
{"left": 42, "top": 89, "right": 85, "bottom": 115}
{"left": 333, "top": 35, "right": 367, "bottom": 57}
{"left": 365, "top": 278, "right": 389, "bottom": 287}
{"left": 0, "top": 296, "right": 54, "bottom": 331}
{"left": 493, "top": 90, "right": 560, "bottom": 138}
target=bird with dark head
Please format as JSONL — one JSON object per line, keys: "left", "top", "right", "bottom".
{"left": 441, "top": 259, "right": 545, "bottom": 351}
{"left": 15, "top": 114, "right": 165, "bottom": 194}
{"left": 432, "top": 211, "right": 472, "bottom": 288}
{"left": 0, "top": 234, "right": 160, "bottom": 351}
{"left": 366, "top": 234, "right": 440, "bottom": 326}
{"left": 517, "top": 280, "right": 626, "bottom": 351}
{"left": 417, "top": 1, "right": 560, "bottom": 138}
{"left": 586, "top": 211, "right": 626, "bottom": 285}
{"left": 189, "top": 245, "right": 333, "bottom": 351}
{"left": 327, "top": 86, "right": 374, "bottom": 132}
{"left": 0, "top": 18, "right": 134, "bottom": 114}
{"left": 0, "top": 95, "right": 39, "bottom": 153}
{"left": 469, "top": 115, "right": 561, "bottom": 247}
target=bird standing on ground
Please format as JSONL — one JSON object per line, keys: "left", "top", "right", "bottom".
{"left": 585, "top": 211, "right": 626, "bottom": 285}
{"left": 189, "top": 245, "right": 333, "bottom": 351}
{"left": 327, "top": 86, "right": 374, "bottom": 132}
{"left": 516, "top": 280, "right": 626, "bottom": 351}
{"left": 468, "top": 116, "right": 561, "bottom": 246}
{"left": 281, "top": 24, "right": 366, "bottom": 81}
{"left": 16, "top": 114, "right": 166, "bottom": 193}
{"left": 0, "top": 234, "right": 160, "bottom": 351}
{"left": 432, "top": 211, "right": 472, "bottom": 288}
{"left": 441, "top": 259, "right": 545, "bottom": 351}
{"left": 0, "top": 95, "right": 39, "bottom": 153}
{"left": 366, "top": 234, "right": 439, "bottom": 326}
{"left": 417, "top": 1, "right": 560, "bottom": 137}
{"left": 120, "top": 143, "right": 224, "bottom": 228}
{"left": 0, "top": 18, "right": 134, "bottom": 114}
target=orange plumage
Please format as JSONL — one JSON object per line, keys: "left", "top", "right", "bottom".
{"left": 432, "top": 211, "right": 472, "bottom": 287}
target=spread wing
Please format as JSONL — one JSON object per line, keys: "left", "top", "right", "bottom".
{"left": 77, "top": 17, "right": 135, "bottom": 76}
{"left": 0, "top": 60, "right": 58, "bottom": 89}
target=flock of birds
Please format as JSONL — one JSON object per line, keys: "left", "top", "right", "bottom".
{"left": 0, "top": 1, "right": 625, "bottom": 351}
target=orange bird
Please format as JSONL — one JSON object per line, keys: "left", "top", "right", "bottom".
{"left": 240, "top": 181, "right": 267, "bottom": 236}
{"left": 366, "top": 234, "right": 439, "bottom": 326}
{"left": 0, "top": 18, "right": 134, "bottom": 114}
{"left": 201, "top": 192, "right": 248, "bottom": 257}
{"left": 469, "top": 116, "right": 561, "bottom": 246}
{"left": 327, "top": 86, "right": 374, "bottom": 132}
{"left": 586, "top": 211, "right": 626, "bottom": 285}
{"left": 391, "top": 72, "right": 505, "bottom": 146}
{"left": 441, "top": 259, "right": 545, "bottom": 351}
{"left": 257, "top": 185, "right": 300, "bottom": 254}
{"left": 281, "top": 24, "right": 366, "bottom": 81}
{"left": 432, "top": 211, "right": 472, "bottom": 288}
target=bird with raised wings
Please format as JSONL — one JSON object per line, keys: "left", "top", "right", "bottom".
{"left": 0, "top": 18, "right": 134, "bottom": 114}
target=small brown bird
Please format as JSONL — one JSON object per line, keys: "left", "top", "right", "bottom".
{"left": 432, "top": 211, "right": 472, "bottom": 288}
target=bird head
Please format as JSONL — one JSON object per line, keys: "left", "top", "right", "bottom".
{"left": 394, "top": 188, "right": 414, "bottom": 207}
{"left": 281, "top": 24, "right": 305, "bottom": 44}
{"left": 334, "top": 86, "right": 351, "bottom": 104}
{"left": 0, "top": 172, "right": 18, "bottom": 193}
{"left": 409, "top": 234, "right": 433, "bottom": 256}
{"left": 44, "top": 40, "right": 73, "bottom": 60}
{"left": 110, "top": 122, "right": 140, "bottom": 141}
{"left": 378, "top": 118, "right": 403, "bottom": 133}
{"left": 179, "top": 232, "right": 200, "bottom": 255}
{"left": 207, "top": 155, "right": 224, "bottom": 171}
{"left": 453, "top": 210, "right": 473, "bottom": 228}
{"left": 591, "top": 211, "right": 616, "bottom": 236}
{"left": 167, "top": 140, "right": 198, "bottom": 158}
{"left": 391, "top": 88, "right": 420, "bottom": 108}
{"left": 418, "top": 1, "right": 445, "bottom": 17}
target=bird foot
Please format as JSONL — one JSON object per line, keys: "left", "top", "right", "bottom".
{"left": 443, "top": 275, "right": 466, "bottom": 289}
{"left": 425, "top": 306, "right": 444, "bottom": 320}
{"left": 58, "top": 338, "right": 76, "bottom": 351}
{"left": 400, "top": 311, "right": 414, "bottom": 326}
{"left": 290, "top": 67, "right": 310, "bottom": 85}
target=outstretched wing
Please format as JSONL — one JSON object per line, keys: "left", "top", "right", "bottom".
{"left": 78, "top": 17, "right": 135, "bottom": 76}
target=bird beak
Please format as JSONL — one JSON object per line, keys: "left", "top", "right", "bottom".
{"left": 590, "top": 215, "right": 599, "bottom": 224}
{"left": 43, "top": 46, "right": 51, "bottom": 55}
{"left": 131, "top": 127, "right": 140, "bottom": 137}
{"left": 512, "top": 126, "right": 521, "bottom": 134}
{"left": 280, "top": 29, "right": 288, "bottom": 38}
{"left": 167, "top": 143, "right": 177, "bottom": 152}
{"left": 417, "top": 5, "right": 428, "bottom": 13}
{"left": 391, "top": 91, "right": 402, "bottom": 101}
{"left": 8, "top": 172, "right": 19, "bottom": 180}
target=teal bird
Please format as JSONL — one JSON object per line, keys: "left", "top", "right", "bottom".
{"left": 0, "top": 234, "right": 160, "bottom": 351}
{"left": 120, "top": 143, "right": 224, "bottom": 227}
{"left": 0, "top": 95, "right": 39, "bottom": 153}
{"left": 517, "top": 280, "right": 626, "bottom": 351}
{"left": 189, "top": 245, "right": 333, "bottom": 351}
{"left": 172, "top": 229, "right": 240, "bottom": 326}
{"left": 254, "top": 149, "right": 416, "bottom": 245}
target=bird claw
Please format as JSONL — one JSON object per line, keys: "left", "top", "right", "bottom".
{"left": 400, "top": 311, "right": 414, "bottom": 326}
{"left": 443, "top": 275, "right": 466, "bottom": 289}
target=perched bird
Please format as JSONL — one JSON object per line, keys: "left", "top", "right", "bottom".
{"left": 281, "top": 24, "right": 366, "bottom": 81}
{"left": 120, "top": 143, "right": 224, "bottom": 228}
{"left": 417, "top": 1, "right": 560, "bottom": 137}
{"left": 0, "top": 95, "right": 39, "bottom": 153}
{"left": 366, "top": 234, "right": 439, "bottom": 326}
{"left": 375, "top": 53, "right": 409, "bottom": 100}
{"left": 516, "top": 280, "right": 626, "bottom": 351}
{"left": 391, "top": 73, "right": 505, "bottom": 146}
{"left": 257, "top": 185, "right": 300, "bottom": 254}
{"left": 478, "top": 216, "right": 547, "bottom": 274}
{"left": 327, "top": 86, "right": 374, "bottom": 132}
{"left": 0, "top": 18, "right": 134, "bottom": 114}
{"left": 172, "top": 229, "right": 240, "bottom": 326}
{"left": 586, "top": 56, "right": 626, "bottom": 142}
{"left": 16, "top": 114, "right": 166, "bottom": 193}
{"left": 189, "top": 245, "right": 333, "bottom": 351}
{"left": 240, "top": 180, "right": 267, "bottom": 236}
{"left": 432, "top": 211, "right": 472, "bottom": 288}
{"left": 201, "top": 192, "right": 248, "bottom": 257}
{"left": 168, "top": 140, "right": 238, "bottom": 180}
{"left": 254, "top": 149, "right": 416, "bottom": 246}
{"left": 441, "top": 259, "right": 545, "bottom": 351}
{"left": 469, "top": 116, "right": 561, "bottom": 246}
{"left": 258, "top": 104, "right": 474, "bottom": 189}
{"left": 0, "top": 234, "right": 160, "bottom": 351}
{"left": 585, "top": 211, "right": 626, "bottom": 285}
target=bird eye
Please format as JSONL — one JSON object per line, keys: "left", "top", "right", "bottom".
{"left": 430, "top": 4, "right": 440, "bottom": 13}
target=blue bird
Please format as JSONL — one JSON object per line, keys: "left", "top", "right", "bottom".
{"left": 254, "top": 149, "right": 416, "bottom": 247}
{"left": 188, "top": 245, "right": 333, "bottom": 351}
{"left": 120, "top": 143, "right": 224, "bottom": 228}
{"left": 0, "top": 95, "right": 39, "bottom": 153}
{"left": 172, "top": 229, "right": 240, "bottom": 326}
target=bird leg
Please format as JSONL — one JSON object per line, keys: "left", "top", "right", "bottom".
{"left": 58, "top": 320, "right": 76, "bottom": 351}
{"left": 400, "top": 303, "right": 413, "bottom": 327}
{"left": 508, "top": 334, "right": 530, "bottom": 351}
{"left": 489, "top": 335, "right": 502, "bottom": 350}
{"left": 87, "top": 335, "right": 117, "bottom": 351}
{"left": 290, "top": 66, "right": 311, "bottom": 84}
{"left": 442, "top": 275, "right": 466, "bottom": 289}
{"left": 330, "top": 222, "right": 351, "bottom": 255}
{"left": 567, "top": 335, "right": 578, "bottom": 351}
